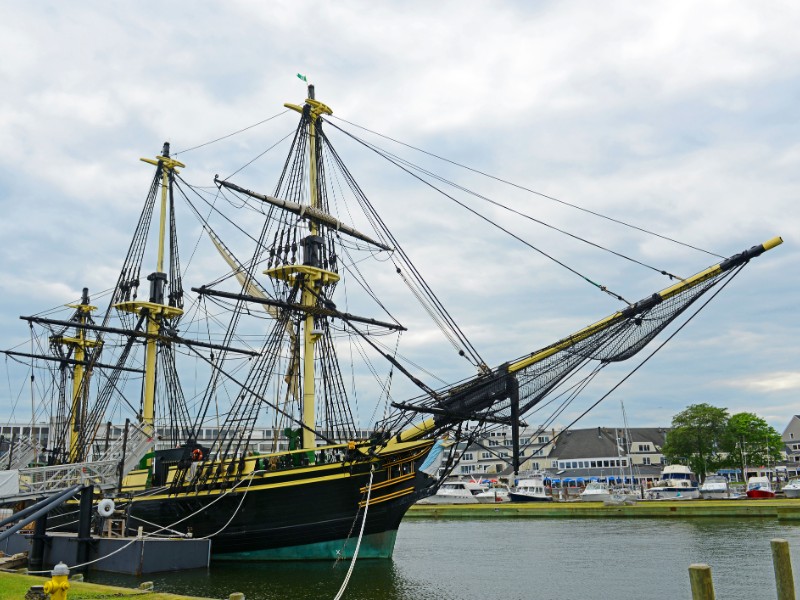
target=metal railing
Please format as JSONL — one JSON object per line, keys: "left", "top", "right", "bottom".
{"left": 17, "top": 460, "right": 120, "bottom": 494}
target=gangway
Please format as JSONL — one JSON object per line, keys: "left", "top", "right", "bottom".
{"left": 0, "top": 422, "right": 154, "bottom": 503}
{"left": 0, "top": 436, "right": 40, "bottom": 470}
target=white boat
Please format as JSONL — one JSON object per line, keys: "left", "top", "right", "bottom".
{"left": 746, "top": 476, "right": 775, "bottom": 499}
{"left": 579, "top": 480, "right": 611, "bottom": 503}
{"left": 699, "top": 475, "right": 732, "bottom": 499}
{"left": 416, "top": 480, "right": 487, "bottom": 504}
{"left": 646, "top": 465, "right": 700, "bottom": 499}
{"left": 475, "top": 485, "right": 511, "bottom": 503}
{"left": 782, "top": 478, "right": 800, "bottom": 499}
{"left": 604, "top": 487, "right": 638, "bottom": 506}
{"left": 509, "top": 474, "right": 552, "bottom": 502}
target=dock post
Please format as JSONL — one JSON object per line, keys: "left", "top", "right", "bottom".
{"left": 771, "top": 538, "right": 796, "bottom": 600}
{"left": 29, "top": 512, "right": 48, "bottom": 573}
{"left": 688, "top": 563, "right": 715, "bottom": 600}
{"left": 75, "top": 484, "right": 94, "bottom": 574}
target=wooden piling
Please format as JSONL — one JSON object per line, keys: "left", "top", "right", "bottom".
{"left": 771, "top": 538, "right": 796, "bottom": 600}
{"left": 688, "top": 563, "right": 715, "bottom": 600}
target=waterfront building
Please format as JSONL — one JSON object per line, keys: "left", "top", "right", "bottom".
{"left": 545, "top": 426, "right": 667, "bottom": 487}
{"left": 451, "top": 427, "right": 561, "bottom": 476}
{"left": 781, "top": 415, "right": 800, "bottom": 467}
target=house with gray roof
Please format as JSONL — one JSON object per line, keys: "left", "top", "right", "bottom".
{"left": 547, "top": 426, "right": 666, "bottom": 487}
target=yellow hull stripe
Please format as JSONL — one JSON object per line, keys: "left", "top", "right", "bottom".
{"left": 360, "top": 472, "right": 415, "bottom": 494}
{"left": 359, "top": 486, "right": 415, "bottom": 508}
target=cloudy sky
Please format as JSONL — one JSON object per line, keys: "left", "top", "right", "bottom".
{"left": 1, "top": 1, "right": 797, "bottom": 434}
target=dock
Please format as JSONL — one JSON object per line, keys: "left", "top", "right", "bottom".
{"left": 405, "top": 498, "right": 800, "bottom": 520}
{"left": 1, "top": 531, "right": 210, "bottom": 575}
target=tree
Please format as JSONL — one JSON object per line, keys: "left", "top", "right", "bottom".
{"left": 661, "top": 403, "right": 729, "bottom": 479}
{"left": 721, "top": 412, "right": 783, "bottom": 478}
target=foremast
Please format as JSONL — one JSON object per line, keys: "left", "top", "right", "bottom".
{"left": 278, "top": 85, "right": 335, "bottom": 455}
{"left": 115, "top": 143, "right": 185, "bottom": 430}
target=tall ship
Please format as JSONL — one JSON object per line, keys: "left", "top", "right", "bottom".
{"left": 1, "top": 85, "right": 782, "bottom": 560}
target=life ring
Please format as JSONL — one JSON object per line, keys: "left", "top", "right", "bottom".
{"left": 191, "top": 448, "right": 203, "bottom": 461}
{"left": 97, "top": 498, "right": 115, "bottom": 518}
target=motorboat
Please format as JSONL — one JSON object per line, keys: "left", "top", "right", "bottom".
{"left": 646, "top": 465, "right": 700, "bottom": 499}
{"left": 509, "top": 474, "right": 552, "bottom": 502}
{"left": 416, "top": 480, "right": 487, "bottom": 504}
{"left": 699, "top": 475, "right": 732, "bottom": 499}
{"left": 746, "top": 476, "right": 775, "bottom": 499}
{"left": 782, "top": 478, "right": 800, "bottom": 499}
{"left": 579, "top": 480, "right": 611, "bottom": 503}
{"left": 475, "top": 484, "right": 511, "bottom": 503}
{"left": 604, "top": 487, "right": 638, "bottom": 506}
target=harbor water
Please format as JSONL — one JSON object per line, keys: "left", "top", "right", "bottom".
{"left": 89, "top": 517, "right": 800, "bottom": 599}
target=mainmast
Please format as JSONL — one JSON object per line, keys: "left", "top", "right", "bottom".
{"left": 278, "top": 85, "right": 335, "bottom": 454}
{"left": 115, "top": 143, "right": 185, "bottom": 429}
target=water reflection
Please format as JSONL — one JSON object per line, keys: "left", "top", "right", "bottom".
{"left": 90, "top": 556, "right": 413, "bottom": 600}
{"left": 88, "top": 518, "right": 800, "bottom": 600}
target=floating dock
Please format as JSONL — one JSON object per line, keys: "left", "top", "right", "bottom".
{"left": 1, "top": 531, "right": 210, "bottom": 575}
{"left": 405, "top": 498, "right": 800, "bottom": 520}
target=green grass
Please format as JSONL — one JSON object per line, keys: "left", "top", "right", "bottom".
{"left": 0, "top": 571, "right": 216, "bottom": 600}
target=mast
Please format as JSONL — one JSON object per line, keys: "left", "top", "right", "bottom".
{"left": 115, "top": 143, "right": 185, "bottom": 429}
{"left": 58, "top": 288, "right": 100, "bottom": 461}
{"left": 278, "top": 85, "right": 335, "bottom": 454}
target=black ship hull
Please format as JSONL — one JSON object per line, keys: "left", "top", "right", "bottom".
{"left": 125, "top": 445, "right": 437, "bottom": 560}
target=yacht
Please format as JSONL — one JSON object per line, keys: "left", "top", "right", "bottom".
{"left": 782, "top": 478, "right": 800, "bottom": 499}
{"left": 647, "top": 465, "right": 700, "bottom": 499}
{"left": 509, "top": 473, "right": 552, "bottom": 502}
{"left": 579, "top": 480, "right": 612, "bottom": 502}
{"left": 416, "top": 480, "right": 487, "bottom": 504}
{"left": 475, "top": 484, "right": 511, "bottom": 503}
{"left": 746, "top": 476, "right": 775, "bottom": 499}
{"left": 699, "top": 475, "right": 732, "bottom": 499}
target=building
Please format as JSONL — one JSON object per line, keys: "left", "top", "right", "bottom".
{"left": 547, "top": 426, "right": 667, "bottom": 487}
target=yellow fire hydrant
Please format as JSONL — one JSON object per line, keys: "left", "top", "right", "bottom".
{"left": 43, "top": 562, "right": 70, "bottom": 600}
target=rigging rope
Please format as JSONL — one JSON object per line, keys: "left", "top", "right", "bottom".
{"left": 325, "top": 119, "right": 634, "bottom": 305}
{"left": 333, "top": 466, "right": 375, "bottom": 600}
{"left": 173, "top": 110, "right": 290, "bottom": 156}
{"left": 329, "top": 115, "right": 724, "bottom": 259}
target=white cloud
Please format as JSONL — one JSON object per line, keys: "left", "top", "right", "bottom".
{"left": 725, "top": 371, "right": 800, "bottom": 393}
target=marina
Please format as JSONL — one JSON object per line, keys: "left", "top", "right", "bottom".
{"left": 407, "top": 497, "right": 800, "bottom": 520}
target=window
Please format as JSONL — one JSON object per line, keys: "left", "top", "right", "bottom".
{"left": 642, "top": 457, "right": 651, "bottom": 465}
{"left": 520, "top": 438, "right": 530, "bottom": 445}
{"left": 489, "top": 440, "right": 500, "bottom": 447}
{"left": 531, "top": 462, "right": 540, "bottom": 470}
{"left": 481, "top": 452, "right": 491, "bottom": 460}
{"left": 460, "top": 465, "right": 475, "bottom": 474}
{"left": 462, "top": 453, "right": 474, "bottom": 461}
{"left": 638, "top": 444, "right": 649, "bottom": 452}
{"left": 538, "top": 436, "right": 549, "bottom": 444}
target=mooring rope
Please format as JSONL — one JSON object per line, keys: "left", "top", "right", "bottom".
{"left": 333, "top": 465, "right": 375, "bottom": 600}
